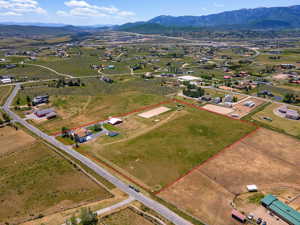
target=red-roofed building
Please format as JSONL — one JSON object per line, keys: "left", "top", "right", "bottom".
{"left": 232, "top": 209, "right": 246, "bottom": 223}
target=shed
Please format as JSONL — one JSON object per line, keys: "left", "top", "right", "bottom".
{"left": 108, "top": 118, "right": 122, "bottom": 125}
{"left": 107, "top": 131, "right": 119, "bottom": 137}
{"left": 1, "top": 78, "right": 12, "bottom": 84}
{"left": 246, "top": 185, "right": 258, "bottom": 192}
{"left": 46, "top": 112, "right": 57, "bottom": 120}
{"left": 231, "top": 209, "right": 246, "bottom": 223}
{"left": 35, "top": 108, "right": 54, "bottom": 118}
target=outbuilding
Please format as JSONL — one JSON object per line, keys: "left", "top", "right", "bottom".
{"left": 261, "top": 194, "right": 300, "bottom": 225}
{"left": 231, "top": 209, "right": 246, "bottom": 223}
{"left": 107, "top": 131, "right": 119, "bottom": 137}
{"left": 0, "top": 78, "right": 12, "bottom": 84}
{"left": 108, "top": 117, "right": 123, "bottom": 125}
{"left": 178, "top": 75, "right": 201, "bottom": 82}
{"left": 246, "top": 184, "right": 258, "bottom": 192}
{"left": 286, "top": 109, "right": 300, "bottom": 120}
{"left": 35, "top": 108, "right": 55, "bottom": 118}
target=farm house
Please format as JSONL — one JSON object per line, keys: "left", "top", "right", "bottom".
{"left": 73, "top": 128, "right": 92, "bottom": 143}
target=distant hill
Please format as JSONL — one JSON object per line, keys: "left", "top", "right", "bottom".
{"left": 0, "top": 25, "right": 81, "bottom": 37}
{"left": 118, "top": 22, "right": 199, "bottom": 34}
{"left": 119, "top": 5, "right": 300, "bottom": 31}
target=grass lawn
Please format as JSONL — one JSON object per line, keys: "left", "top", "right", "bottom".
{"left": 256, "top": 51, "right": 300, "bottom": 65}
{"left": 32, "top": 56, "right": 99, "bottom": 77}
{"left": 36, "top": 91, "right": 167, "bottom": 134}
{"left": 96, "top": 107, "right": 255, "bottom": 190}
{"left": 0, "top": 85, "right": 12, "bottom": 106}
{"left": 0, "top": 127, "right": 112, "bottom": 224}
{"left": 252, "top": 103, "right": 300, "bottom": 137}
{"left": 17, "top": 78, "right": 174, "bottom": 134}
{"left": 0, "top": 64, "right": 59, "bottom": 79}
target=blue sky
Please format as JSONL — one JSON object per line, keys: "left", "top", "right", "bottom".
{"left": 0, "top": 0, "right": 299, "bottom": 25}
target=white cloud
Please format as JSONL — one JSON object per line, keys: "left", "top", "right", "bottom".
{"left": 57, "top": 0, "right": 135, "bottom": 19}
{"left": 0, "top": 0, "right": 46, "bottom": 16}
{"left": 213, "top": 2, "right": 224, "bottom": 8}
{"left": 65, "top": 0, "right": 91, "bottom": 8}
{"left": 2, "top": 11, "right": 22, "bottom": 16}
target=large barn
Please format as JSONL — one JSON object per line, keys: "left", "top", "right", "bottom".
{"left": 261, "top": 195, "right": 300, "bottom": 225}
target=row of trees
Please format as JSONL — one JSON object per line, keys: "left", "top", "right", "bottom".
{"left": 283, "top": 93, "right": 299, "bottom": 104}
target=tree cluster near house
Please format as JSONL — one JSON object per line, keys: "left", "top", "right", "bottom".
{"left": 183, "top": 82, "right": 205, "bottom": 98}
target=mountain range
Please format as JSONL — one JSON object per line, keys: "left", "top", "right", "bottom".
{"left": 118, "top": 5, "right": 300, "bottom": 32}
{"left": 1, "top": 5, "right": 300, "bottom": 37}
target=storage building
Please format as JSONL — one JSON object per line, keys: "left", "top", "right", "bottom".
{"left": 261, "top": 195, "right": 300, "bottom": 225}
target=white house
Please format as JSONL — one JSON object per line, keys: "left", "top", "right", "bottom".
{"left": 178, "top": 75, "right": 201, "bottom": 82}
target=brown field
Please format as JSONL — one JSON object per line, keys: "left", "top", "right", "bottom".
{"left": 231, "top": 98, "right": 266, "bottom": 118}
{"left": 0, "top": 85, "right": 12, "bottom": 105}
{"left": 0, "top": 127, "right": 112, "bottom": 224}
{"left": 101, "top": 208, "right": 154, "bottom": 225}
{"left": 0, "top": 126, "right": 35, "bottom": 156}
{"left": 159, "top": 128, "right": 300, "bottom": 225}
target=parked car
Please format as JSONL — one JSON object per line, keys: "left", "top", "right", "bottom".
{"left": 262, "top": 221, "right": 267, "bottom": 225}
{"left": 247, "top": 213, "right": 254, "bottom": 220}
{"left": 257, "top": 218, "right": 262, "bottom": 224}
{"left": 129, "top": 185, "right": 140, "bottom": 193}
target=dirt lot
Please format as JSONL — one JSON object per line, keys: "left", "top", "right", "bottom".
{"left": 101, "top": 208, "right": 155, "bottom": 225}
{"left": 159, "top": 128, "right": 300, "bottom": 225}
{"left": 231, "top": 98, "right": 266, "bottom": 118}
{"left": 273, "top": 73, "right": 289, "bottom": 81}
{"left": 252, "top": 207, "right": 287, "bottom": 225}
{"left": 138, "top": 106, "right": 171, "bottom": 118}
{"left": 0, "top": 126, "right": 35, "bottom": 156}
{"left": 0, "top": 127, "right": 112, "bottom": 224}
{"left": 202, "top": 104, "right": 234, "bottom": 115}
{"left": 159, "top": 170, "right": 237, "bottom": 225}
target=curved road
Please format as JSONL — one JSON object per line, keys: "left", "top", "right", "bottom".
{"left": 2, "top": 84, "right": 194, "bottom": 225}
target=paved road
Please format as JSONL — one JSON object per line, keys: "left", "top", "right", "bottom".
{"left": 2, "top": 84, "right": 194, "bottom": 225}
